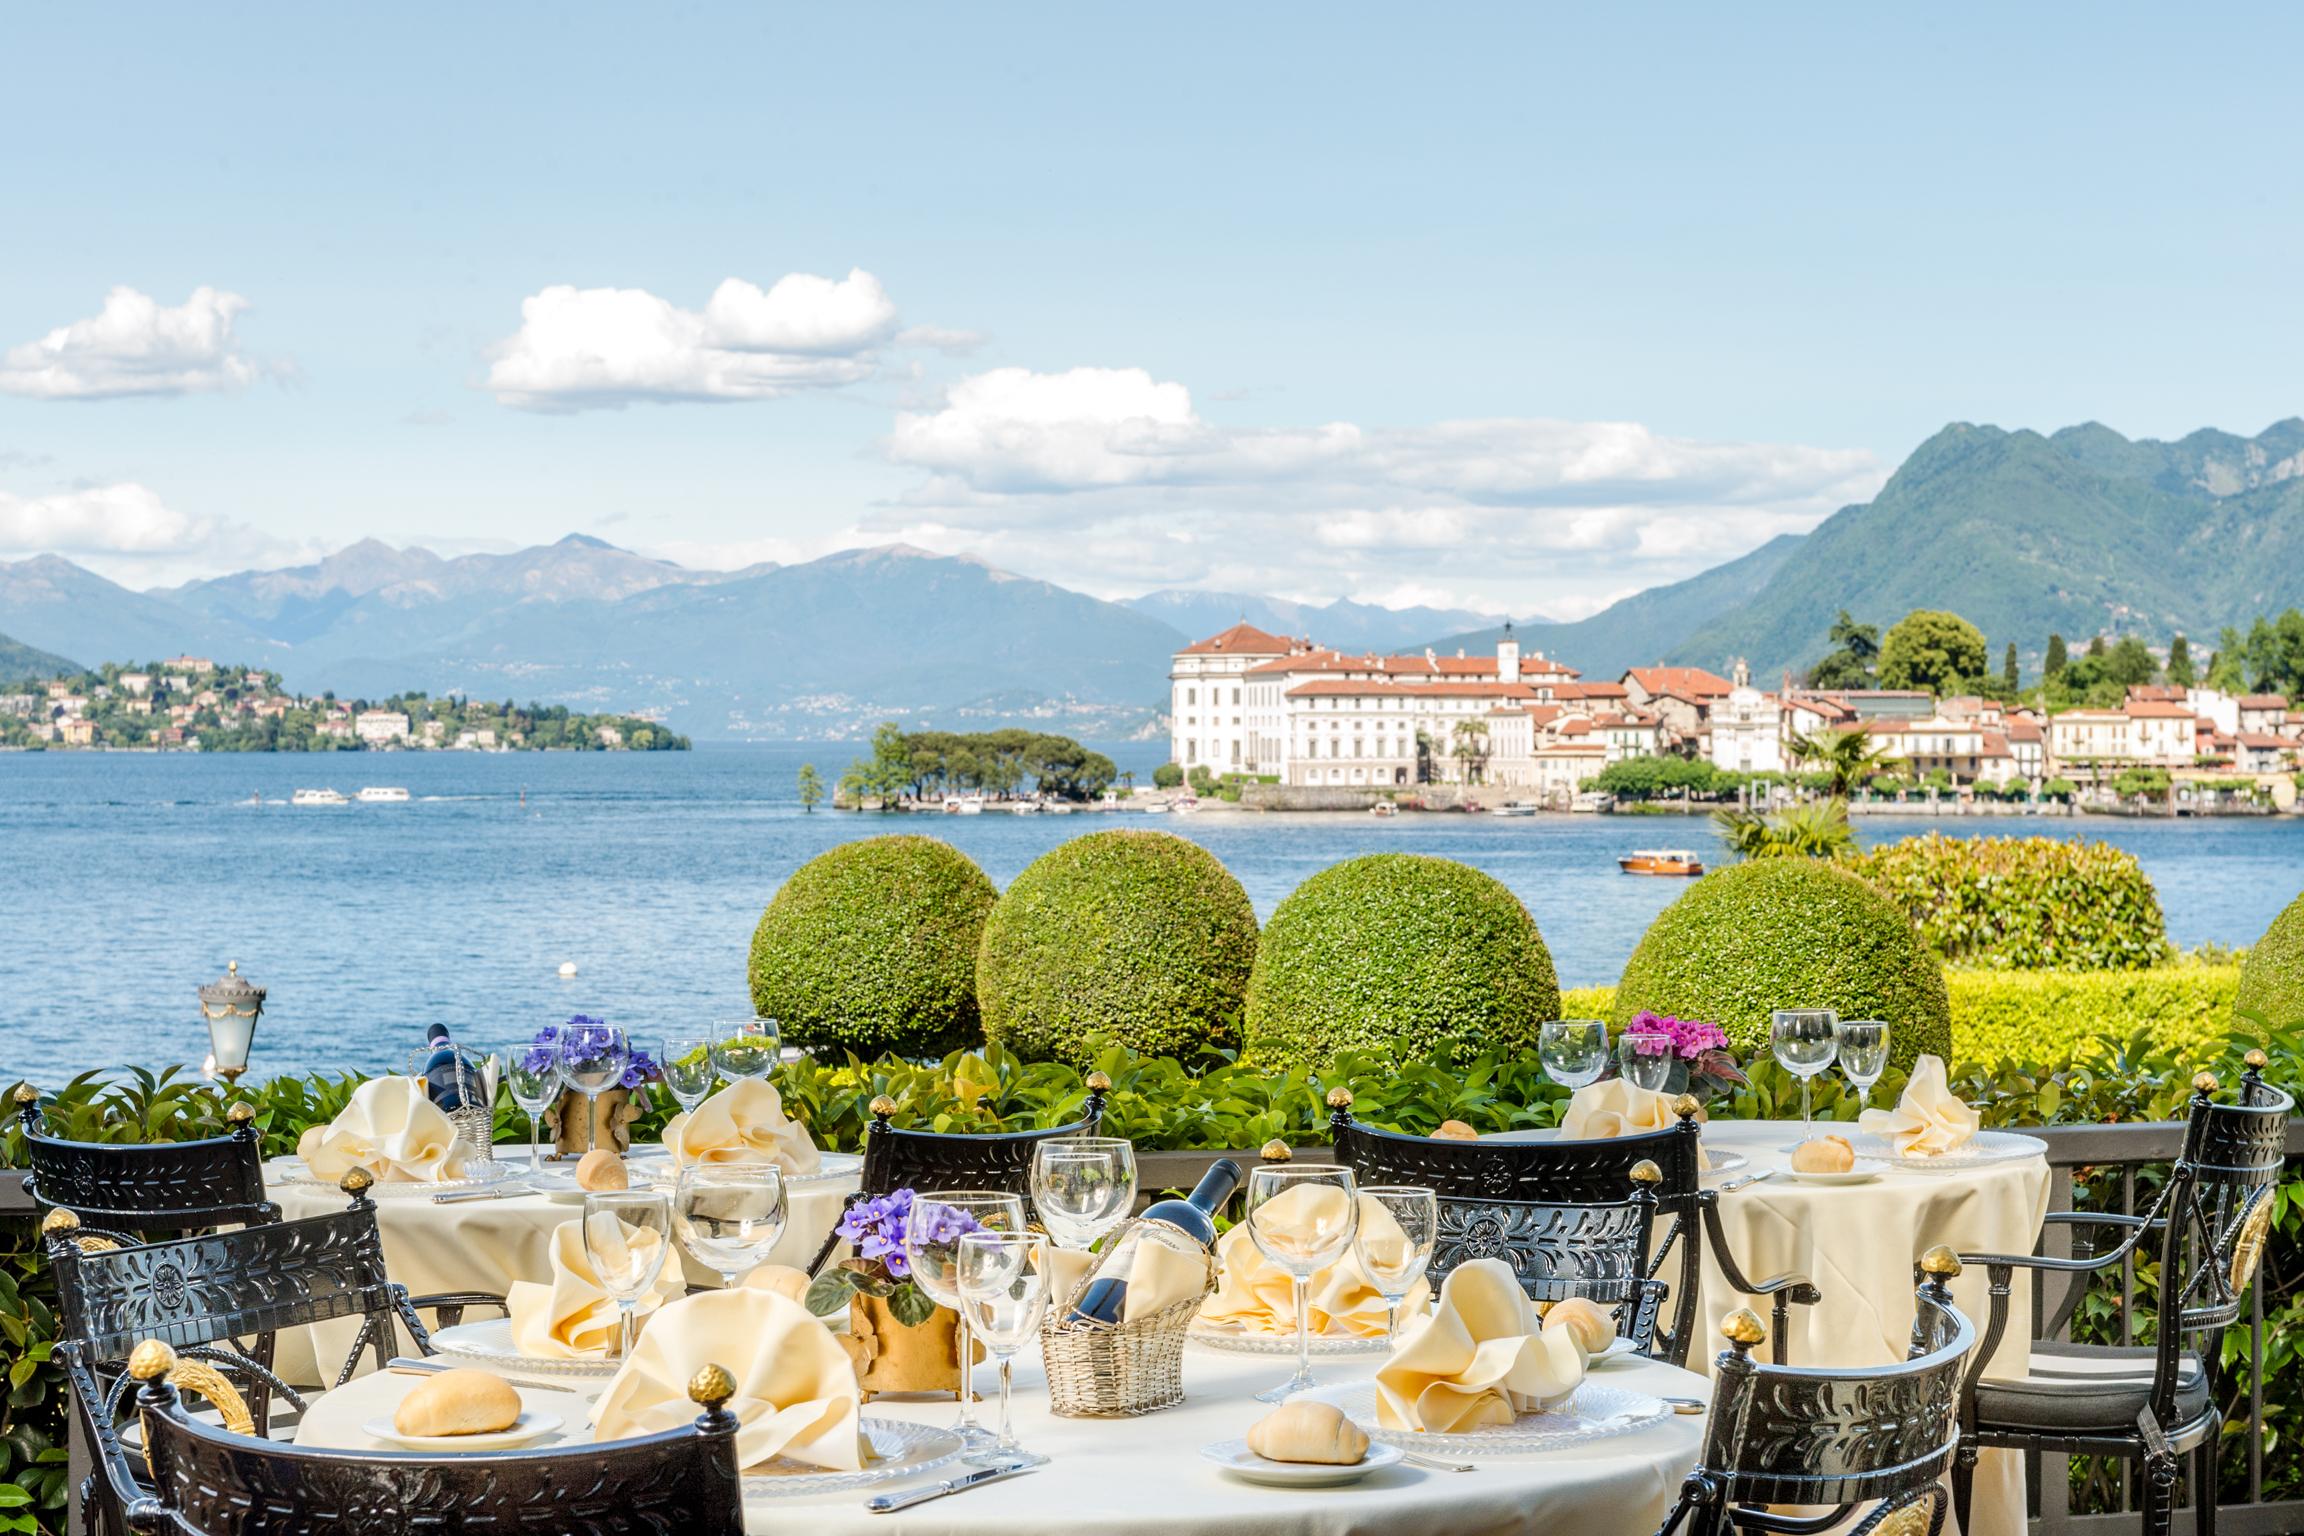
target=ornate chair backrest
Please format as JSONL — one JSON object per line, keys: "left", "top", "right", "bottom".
{"left": 856, "top": 1075, "right": 1109, "bottom": 1208}
{"left": 1431, "top": 1175, "right": 1665, "bottom": 1347}
{"left": 2163, "top": 1060, "right": 2293, "bottom": 1337}
{"left": 17, "top": 1087, "right": 277, "bottom": 1235}
{"left": 122, "top": 1342, "right": 747, "bottom": 1536}
{"left": 1682, "top": 1256, "right": 1976, "bottom": 1531}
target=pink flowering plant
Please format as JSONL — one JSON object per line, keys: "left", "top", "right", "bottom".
{"left": 1620, "top": 1011, "right": 1747, "bottom": 1104}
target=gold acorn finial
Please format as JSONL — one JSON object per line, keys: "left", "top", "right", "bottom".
{"left": 2193, "top": 1071, "right": 2219, "bottom": 1095}
{"left": 869, "top": 1094, "right": 899, "bottom": 1117}
{"left": 688, "top": 1362, "right": 735, "bottom": 1408}
{"left": 1721, "top": 1308, "right": 1767, "bottom": 1348}
{"left": 41, "top": 1208, "right": 81, "bottom": 1235}
{"left": 1919, "top": 1244, "right": 1962, "bottom": 1278}
{"left": 1325, "top": 1087, "right": 1353, "bottom": 1109}
{"left": 1259, "top": 1138, "right": 1292, "bottom": 1163}
{"left": 226, "top": 1102, "right": 256, "bottom": 1124}
{"left": 12, "top": 1083, "right": 36, "bottom": 1106}
{"left": 339, "top": 1167, "right": 375, "bottom": 1196}
{"left": 128, "top": 1339, "right": 178, "bottom": 1381}
{"left": 1084, "top": 1070, "right": 1112, "bottom": 1092}
{"left": 1630, "top": 1159, "right": 1662, "bottom": 1185}
{"left": 1672, "top": 1093, "right": 1701, "bottom": 1121}
{"left": 2244, "top": 1048, "right": 2268, "bottom": 1070}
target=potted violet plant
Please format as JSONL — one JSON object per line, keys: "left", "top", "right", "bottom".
{"left": 804, "top": 1189, "right": 983, "bottom": 1398}
{"left": 528, "top": 1016, "right": 660, "bottom": 1156}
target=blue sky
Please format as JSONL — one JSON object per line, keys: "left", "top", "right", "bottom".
{"left": 3, "top": 3, "right": 2299, "bottom": 615}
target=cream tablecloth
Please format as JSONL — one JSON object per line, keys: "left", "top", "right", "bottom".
{"left": 296, "top": 1342, "right": 1708, "bottom": 1536}
{"left": 268, "top": 1144, "right": 857, "bottom": 1386}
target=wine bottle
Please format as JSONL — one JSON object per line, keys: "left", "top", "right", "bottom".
{"left": 1065, "top": 1158, "right": 1243, "bottom": 1326}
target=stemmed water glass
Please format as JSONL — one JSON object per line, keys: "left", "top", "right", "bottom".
{"left": 712, "top": 1018, "right": 780, "bottom": 1083}
{"left": 954, "top": 1231, "right": 1050, "bottom": 1466}
{"left": 1617, "top": 1025, "right": 1674, "bottom": 1092}
{"left": 556, "top": 1020, "right": 628, "bottom": 1157}
{"left": 1353, "top": 1186, "right": 1437, "bottom": 1343}
{"left": 503, "top": 1042, "right": 562, "bottom": 1175}
{"left": 1030, "top": 1137, "right": 1138, "bottom": 1250}
{"left": 904, "top": 1190, "right": 1027, "bottom": 1459}
{"left": 582, "top": 1189, "right": 671, "bottom": 1358}
{"left": 1771, "top": 1009, "right": 1841, "bottom": 1140}
{"left": 1245, "top": 1163, "right": 1359, "bottom": 1402}
{"left": 659, "top": 1035, "right": 718, "bottom": 1113}
{"left": 672, "top": 1164, "right": 788, "bottom": 1288}
{"left": 1836, "top": 1019, "right": 1891, "bottom": 1110}
{"left": 1540, "top": 1019, "right": 1611, "bottom": 1091}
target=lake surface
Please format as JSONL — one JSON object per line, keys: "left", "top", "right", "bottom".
{"left": 4, "top": 743, "right": 2299, "bottom": 1079}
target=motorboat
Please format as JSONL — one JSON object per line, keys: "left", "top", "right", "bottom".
{"left": 1368, "top": 801, "right": 1399, "bottom": 818}
{"left": 942, "top": 795, "right": 985, "bottom": 815}
{"left": 1619, "top": 849, "right": 1705, "bottom": 876}
{"left": 357, "top": 786, "right": 410, "bottom": 803}
{"left": 291, "top": 788, "right": 348, "bottom": 807}
{"left": 1492, "top": 803, "right": 1536, "bottom": 817}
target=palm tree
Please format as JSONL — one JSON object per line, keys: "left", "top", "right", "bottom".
{"left": 1450, "top": 719, "right": 1491, "bottom": 786}
{"left": 1711, "top": 798, "right": 1855, "bottom": 861}
{"left": 1788, "top": 727, "right": 1902, "bottom": 799}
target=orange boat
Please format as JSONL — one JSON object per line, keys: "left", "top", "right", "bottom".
{"left": 1619, "top": 848, "right": 1705, "bottom": 877}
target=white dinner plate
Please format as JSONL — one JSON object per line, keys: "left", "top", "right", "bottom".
{"left": 1587, "top": 1335, "right": 1643, "bottom": 1365}
{"left": 1845, "top": 1130, "right": 2049, "bottom": 1173}
{"left": 1780, "top": 1166, "right": 1884, "bottom": 1186}
{"left": 1188, "top": 1325, "right": 1394, "bottom": 1357}
{"left": 428, "top": 1318, "right": 621, "bottom": 1378}
{"left": 362, "top": 1409, "right": 562, "bottom": 1452}
{"left": 639, "top": 1150, "right": 863, "bottom": 1187}
{"left": 743, "top": 1419, "right": 964, "bottom": 1496}
{"left": 1200, "top": 1438, "right": 1405, "bottom": 1487}
{"left": 1293, "top": 1379, "right": 1670, "bottom": 1456}
{"left": 266, "top": 1156, "right": 522, "bottom": 1198}
{"left": 1699, "top": 1151, "right": 1750, "bottom": 1180}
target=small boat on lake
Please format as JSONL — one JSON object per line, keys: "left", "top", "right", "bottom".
{"left": 357, "top": 786, "right": 410, "bottom": 803}
{"left": 1369, "top": 800, "right": 1399, "bottom": 818}
{"left": 941, "top": 794, "right": 984, "bottom": 815}
{"left": 1619, "top": 849, "right": 1704, "bottom": 877}
{"left": 1492, "top": 803, "right": 1535, "bottom": 817}
{"left": 291, "top": 788, "right": 349, "bottom": 807}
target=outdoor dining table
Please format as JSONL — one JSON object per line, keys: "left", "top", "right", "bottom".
{"left": 295, "top": 1338, "right": 1710, "bottom": 1536}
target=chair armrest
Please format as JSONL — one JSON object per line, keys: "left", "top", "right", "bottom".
{"left": 1699, "top": 1193, "right": 1822, "bottom": 1305}
{"left": 406, "top": 1289, "right": 510, "bottom": 1326}
{"left": 1958, "top": 1247, "right": 2125, "bottom": 1274}
{"left": 2042, "top": 1211, "right": 2156, "bottom": 1229}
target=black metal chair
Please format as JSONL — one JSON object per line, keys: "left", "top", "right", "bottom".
{"left": 114, "top": 1338, "right": 746, "bottom": 1536}
{"left": 1328, "top": 1087, "right": 1819, "bottom": 1365}
{"left": 1430, "top": 1162, "right": 1672, "bottom": 1350}
{"left": 17, "top": 1085, "right": 279, "bottom": 1234}
{"left": 1949, "top": 1052, "right": 2294, "bottom": 1536}
{"left": 807, "top": 1072, "right": 1111, "bottom": 1273}
{"left": 1655, "top": 1248, "right": 1977, "bottom": 1536}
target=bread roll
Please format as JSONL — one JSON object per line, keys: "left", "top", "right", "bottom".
{"left": 393, "top": 1370, "right": 521, "bottom": 1437}
{"left": 576, "top": 1149, "right": 628, "bottom": 1191}
{"left": 1245, "top": 1400, "right": 1369, "bottom": 1465}
{"left": 743, "top": 1263, "right": 813, "bottom": 1304}
{"left": 1432, "top": 1119, "right": 1479, "bottom": 1141}
{"left": 1544, "top": 1295, "right": 1615, "bottom": 1357}
{"left": 1791, "top": 1135, "right": 1855, "bottom": 1174}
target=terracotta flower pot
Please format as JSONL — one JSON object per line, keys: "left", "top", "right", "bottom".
{"left": 546, "top": 1086, "right": 643, "bottom": 1157}
{"left": 844, "top": 1286, "right": 983, "bottom": 1400}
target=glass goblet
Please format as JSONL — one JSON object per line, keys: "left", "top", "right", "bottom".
{"left": 955, "top": 1231, "right": 1049, "bottom": 1465}
{"left": 1771, "top": 1009, "right": 1841, "bottom": 1139}
{"left": 711, "top": 1017, "right": 780, "bottom": 1082}
{"left": 673, "top": 1164, "right": 788, "bottom": 1288}
{"left": 1540, "top": 1019, "right": 1610, "bottom": 1091}
{"left": 659, "top": 1035, "right": 718, "bottom": 1113}
{"left": 1618, "top": 1027, "right": 1674, "bottom": 1093}
{"left": 1836, "top": 1019, "right": 1890, "bottom": 1110}
{"left": 903, "top": 1190, "right": 1026, "bottom": 1456}
{"left": 1245, "top": 1163, "right": 1359, "bottom": 1402}
{"left": 1354, "top": 1185, "right": 1437, "bottom": 1343}
{"left": 581, "top": 1189, "right": 671, "bottom": 1358}
{"left": 503, "top": 1040, "right": 563, "bottom": 1175}
{"left": 1031, "top": 1137, "right": 1138, "bottom": 1250}
{"left": 556, "top": 1020, "right": 628, "bottom": 1157}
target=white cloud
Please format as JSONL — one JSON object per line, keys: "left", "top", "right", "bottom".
{"left": 895, "top": 324, "right": 988, "bottom": 355}
{"left": 485, "top": 269, "right": 898, "bottom": 411}
{"left": 878, "top": 364, "right": 1884, "bottom": 610}
{"left": 0, "top": 481, "right": 322, "bottom": 588}
{"left": 0, "top": 287, "right": 262, "bottom": 400}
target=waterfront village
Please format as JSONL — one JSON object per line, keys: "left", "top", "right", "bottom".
{"left": 1166, "top": 621, "right": 2304, "bottom": 811}
{"left": 0, "top": 657, "right": 687, "bottom": 752}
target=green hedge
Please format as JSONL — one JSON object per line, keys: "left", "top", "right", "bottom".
{"left": 1847, "top": 832, "right": 2170, "bottom": 970}
{"left": 748, "top": 835, "right": 999, "bottom": 1057}
{"left": 2238, "top": 889, "right": 2304, "bottom": 1029}
{"left": 1944, "top": 964, "right": 2248, "bottom": 1067}
{"left": 1245, "top": 854, "right": 1562, "bottom": 1068}
{"left": 1612, "top": 858, "right": 1952, "bottom": 1072}
{"left": 976, "top": 829, "right": 1258, "bottom": 1063}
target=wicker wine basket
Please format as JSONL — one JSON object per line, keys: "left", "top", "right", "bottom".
{"left": 1040, "top": 1223, "right": 1218, "bottom": 1418}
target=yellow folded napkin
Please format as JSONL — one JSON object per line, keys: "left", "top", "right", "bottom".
{"left": 1858, "top": 1053, "right": 1979, "bottom": 1158}
{"left": 741, "top": 1264, "right": 814, "bottom": 1304}
{"left": 1046, "top": 1236, "right": 1211, "bottom": 1323}
{"left": 294, "top": 1075, "right": 469, "bottom": 1184}
{"left": 1198, "top": 1192, "right": 1430, "bottom": 1337}
{"left": 1559, "top": 1079, "right": 1708, "bottom": 1169}
{"left": 1374, "top": 1257, "right": 1585, "bottom": 1433}
{"left": 592, "top": 1288, "right": 862, "bottom": 1471}
{"left": 661, "top": 1079, "right": 822, "bottom": 1175}
{"left": 506, "top": 1216, "right": 687, "bottom": 1359}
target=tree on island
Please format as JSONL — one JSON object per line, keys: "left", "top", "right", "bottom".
{"left": 1153, "top": 762, "right": 1183, "bottom": 789}
{"left": 1806, "top": 610, "right": 1879, "bottom": 690}
{"left": 2166, "top": 634, "right": 2195, "bottom": 689}
{"left": 2044, "top": 633, "right": 2068, "bottom": 682}
{"left": 2002, "top": 642, "right": 2019, "bottom": 693}
{"left": 797, "top": 763, "right": 823, "bottom": 813}
{"left": 1878, "top": 610, "right": 1987, "bottom": 693}
{"left": 1450, "top": 719, "right": 1491, "bottom": 786}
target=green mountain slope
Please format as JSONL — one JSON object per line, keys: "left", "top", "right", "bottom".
{"left": 0, "top": 629, "right": 79, "bottom": 683}
{"left": 0, "top": 557, "right": 271, "bottom": 669}
{"left": 1669, "top": 419, "right": 2304, "bottom": 675}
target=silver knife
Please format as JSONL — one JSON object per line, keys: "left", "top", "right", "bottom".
{"left": 386, "top": 1357, "right": 590, "bottom": 1395}
{"left": 433, "top": 1187, "right": 526, "bottom": 1204}
{"left": 865, "top": 1460, "right": 1037, "bottom": 1513}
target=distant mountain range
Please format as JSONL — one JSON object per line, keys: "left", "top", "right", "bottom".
{"left": 0, "top": 628, "right": 77, "bottom": 681}
{"left": 2, "top": 416, "right": 2298, "bottom": 734}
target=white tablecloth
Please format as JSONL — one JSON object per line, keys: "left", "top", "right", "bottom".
{"left": 296, "top": 1342, "right": 1708, "bottom": 1536}
{"left": 267, "top": 1145, "right": 857, "bottom": 1386}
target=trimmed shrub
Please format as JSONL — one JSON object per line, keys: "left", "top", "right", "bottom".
{"left": 2237, "top": 889, "right": 2304, "bottom": 1029}
{"left": 1946, "top": 964, "right": 2247, "bottom": 1068}
{"left": 1847, "top": 832, "right": 2169, "bottom": 970}
{"left": 1245, "top": 854, "right": 1562, "bottom": 1069}
{"left": 749, "top": 835, "right": 999, "bottom": 1058}
{"left": 1612, "top": 859, "right": 1951, "bottom": 1072}
{"left": 977, "top": 829, "right": 1258, "bottom": 1063}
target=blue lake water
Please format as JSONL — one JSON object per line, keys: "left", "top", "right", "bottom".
{"left": 3, "top": 743, "right": 2299, "bottom": 1080}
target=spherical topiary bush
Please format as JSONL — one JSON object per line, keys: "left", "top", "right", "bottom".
{"left": 749, "top": 835, "right": 999, "bottom": 1058}
{"left": 2236, "top": 888, "right": 2304, "bottom": 1030}
{"left": 1613, "top": 858, "right": 1952, "bottom": 1073}
{"left": 1245, "top": 854, "right": 1561, "bottom": 1069}
{"left": 976, "top": 829, "right": 1258, "bottom": 1063}
{"left": 1847, "top": 832, "right": 2169, "bottom": 970}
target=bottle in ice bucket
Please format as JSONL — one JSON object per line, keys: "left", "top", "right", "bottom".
{"left": 1065, "top": 1158, "right": 1243, "bottom": 1326}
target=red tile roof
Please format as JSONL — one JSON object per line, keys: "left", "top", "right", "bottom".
{"left": 2004, "top": 718, "right": 2043, "bottom": 741}
{"left": 1283, "top": 679, "right": 1544, "bottom": 700}
{"left": 1561, "top": 680, "right": 1628, "bottom": 700}
{"left": 2237, "top": 732, "right": 2297, "bottom": 749}
{"left": 1624, "top": 666, "right": 1733, "bottom": 698}
{"left": 2125, "top": 701, "right": 2196, "bottom": 718}
{"left": 2239, "top": 694, "right": 2291, "bottom": 709}
{"left": 2126, "top": 685, "right": 2187, "bottom": 703}
{"left": 1179, "top": 622, "right": 1295, "bottom": 656}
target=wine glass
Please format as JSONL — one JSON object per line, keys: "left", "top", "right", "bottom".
{"left": 556, "top": 1021, "right": 629, "bottom": 1157}
{"left": 1353, "top": 1186, "right": 1437, "bottom": 1343}
{"left": 673, "top": 1164, "right": 788, "bottom": 1288}
{"left": 659, "top": 1035, "right": 718, "bottom": 1113}
{"left": 711, "top": 1017, "right": 780, "bottom": 1083}
{"left": 1030, "top": 1137, "right": 1138, "bottom": 1249}
{"left": 1540, "top": 1019, "right": 1610, "bottom": 1091}
{"left": 954, "top": 1231, "right": 1050, "bottom": 1465}
{"left": 904, "top": 1190, "right": 1027, "bottom": 1457}
{"left": 1771, "top": 1009, "right": 1841, "bottom": 1139}
{"left": 1618, "top": 1026, "right": 1673, "bottom": 1093}
{"left": 1836, "top": 1019, "right": 1891, "bottom": 1110}
{"left": 581, "top": 1189, "right": 671, "bottom": 1358}
{"left": 503, "top": 1040, "right": 562, "bottom": 1175}
{"left": 1245, "top": 1163, "right": 1359, "bottom": 1402}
